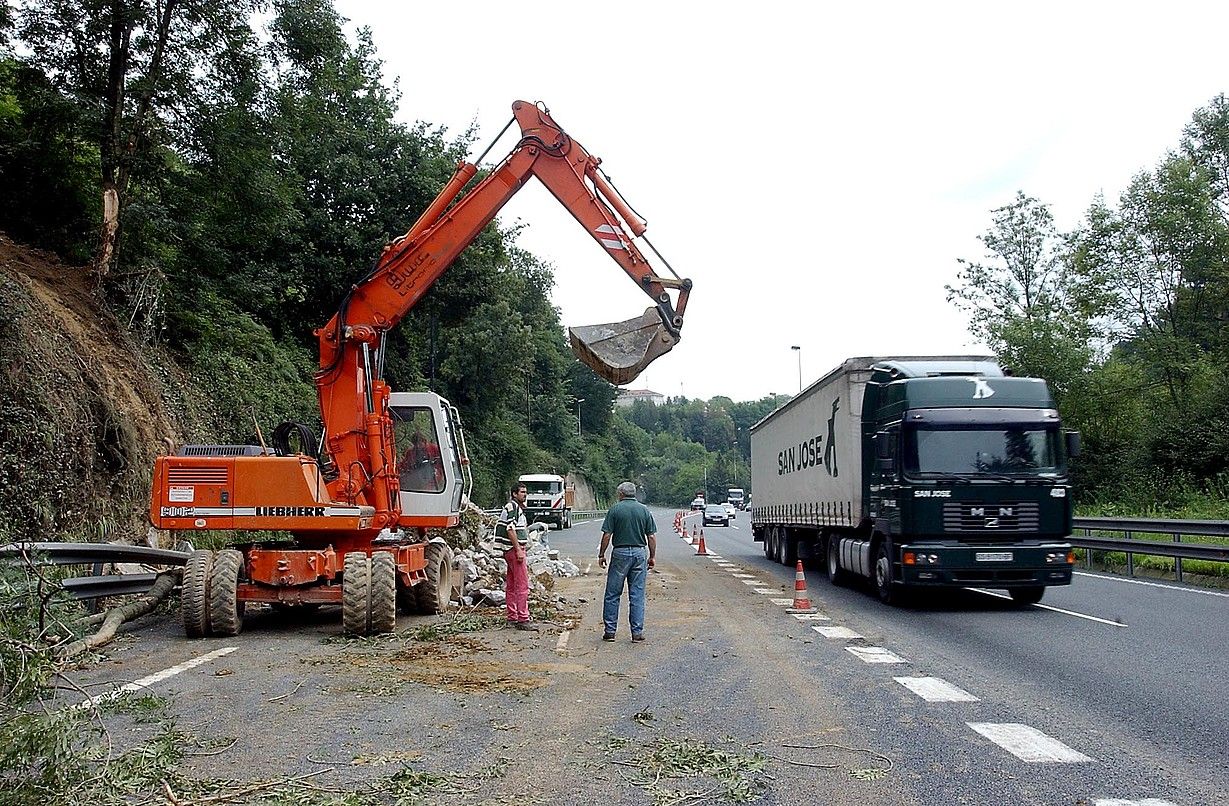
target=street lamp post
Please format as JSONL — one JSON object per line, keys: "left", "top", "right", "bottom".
{"left": 576, "top": 398, "right": 585, "bottom": 436}
{"left": 791, "top": 345, "right": 801, "bottom": 392}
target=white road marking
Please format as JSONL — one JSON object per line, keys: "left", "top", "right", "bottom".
{"left": 555, "top": 630, "right": 571, "bottom": 653}
{"left": 1092, "top": 799, "right": 1178, "bottom": 805}
{"left": 814, "top": 625, "right": 862, "bottom": 639}
{"left": 792, "top": 613, "right": 831, "bottom": 621}
{"left": 894, "top": 676, "right": 979, "bottom": 702}
{"left": 846, "top": 645, "right": 908, "bottom": 664}
{"left": 732, "top": 573, "right": 757, "bottom": 578}
{"left": 80, "top": 646, "right": 237, "bottom": 708}
{"left": 742, "top": 580, "right": 761, "bottom": 586}
{"left": 967, "top": 722, "right": 1093, "bottom": 763}
{"left": 706, "top": 553, "right": 722, "bottom": 558}
{"left": 968, "top": 588, "right": 1128, "bottom": 627}
{"left": 1075, "top": 570, "right": 1229, "bottom": 598}
{"left": 772, "top": 598, "right": 795, "bottom": 606}
{"left": 753, "top": 588, "right": 777, "bottom": 594}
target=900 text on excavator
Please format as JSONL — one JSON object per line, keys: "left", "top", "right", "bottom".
{"left": 149, "top": 101, "right": 691, "bottom": 637}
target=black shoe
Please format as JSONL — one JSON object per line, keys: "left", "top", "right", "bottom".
{"left": 631, "top": 633, "right": 645, "bottom": 642}
{"left": 602, "top": 632, "right": 616, "bottom": 641}
{"left": 514, "top": 621, "right": 540, "bottom": 632}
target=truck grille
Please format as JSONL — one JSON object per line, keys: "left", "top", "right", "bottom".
{"left": 942, "top": 502, "right": 1039, "bottom": 534}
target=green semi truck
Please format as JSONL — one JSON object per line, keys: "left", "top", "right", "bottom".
{"left": 749, "top": 356, "right": 1079, "bottom": 605}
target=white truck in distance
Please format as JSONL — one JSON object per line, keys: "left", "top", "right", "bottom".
{"left": 518, "top": 473, "right": 575, "bottom": 529}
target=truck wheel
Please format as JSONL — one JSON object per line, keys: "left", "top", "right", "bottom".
{"left": 413, "top": 542, "right": 454, "bottom": 615}
{"left": 873, "top": 543, "right": 897, "bottom": 605}
{"left": 369, "top": 552, "right": 397, "bottom": 634}
{"left": 1010, "top": 586, "right": 1045, "bottom": 605}
{"left": 208, "top": 549, "right": 246, "bottom": 637}
{"left": 183, "top": 549, "right": 213, "bottom": 637}
{"left": 783, "top": 531, "right": 797, "bottom": 565}
{"left": 826, "top": 538, "right": 849, "bottom": 586}
{"left": 342, "top": 552, "right": 372, "bottom": 635}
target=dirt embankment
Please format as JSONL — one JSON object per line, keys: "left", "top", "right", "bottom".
{"left": 0, "top": 233, "right": 182, "bottom": 543}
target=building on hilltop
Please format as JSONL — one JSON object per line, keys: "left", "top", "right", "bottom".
{"left": 615, "top": 388, "right": 665, "bottom": 408}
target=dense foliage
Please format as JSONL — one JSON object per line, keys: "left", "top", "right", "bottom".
{"left": 948, "top": 96, "right": 1229, "bottom": 513}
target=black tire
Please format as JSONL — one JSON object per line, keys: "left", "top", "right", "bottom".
{"left": 761, "top": 529, "right": 772, "bottom": 559}
{"left": 1010, "top": 585, "right": 1045, "bottom": 605}
{"left": 342, "top": 552, "right": 372, "bottom": 636}
{"left": 414, "top": 542, "right": 455, "bottom": 615}
{"left": 873, "top": 542, "right": 897, "bottom": 605}
{"left": 826, "top": 536, "right": 849, "bottom": 586}
{"left": 774, "top": 527, "right": 787, "bottom": 565}
{"left": 368, "top": 552, "right": 397, "bottom": 634}
{"left": 782, "top": 530, "right": 797, "bottom": 565}
{"left": 183, "top": 549, "right": 213, "bottom": 638}
{"left": 208, "top": 549, "right": 246, "bottom": 637}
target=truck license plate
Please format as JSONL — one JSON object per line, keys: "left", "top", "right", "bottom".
{"left": 975, "top": 551, "right": 1013, "bottom": 562}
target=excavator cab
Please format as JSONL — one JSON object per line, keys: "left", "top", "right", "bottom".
{"left": 569, "top": 306, "right": 679, "bottom": 386}
{"left": 390, "top": 392, "right": 472, "bottom": 528}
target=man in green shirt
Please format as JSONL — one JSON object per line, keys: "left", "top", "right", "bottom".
{"left": 598, "top": 481, "right": 657, "bottom": 642}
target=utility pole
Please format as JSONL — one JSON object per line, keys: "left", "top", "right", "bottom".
{"left": 791, "top": 345, "right": 801, "bottom": 392}
{"left": 576, "top": 398, "right": 585, "bottom": 436}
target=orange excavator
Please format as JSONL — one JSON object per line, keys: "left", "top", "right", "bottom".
{"left": 150, "top": 101, "right": 691, "bottom": 636}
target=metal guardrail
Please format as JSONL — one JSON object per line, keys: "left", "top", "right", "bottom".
{"left": 1070, "top": 517, "right": 1229, "bottom": 582}
{"left": 0, "top": 542, "right": 190, "bottom": 601}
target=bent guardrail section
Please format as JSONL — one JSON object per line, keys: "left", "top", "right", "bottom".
{"left": 0, "top": 542, "right": 190, "bottom": 601}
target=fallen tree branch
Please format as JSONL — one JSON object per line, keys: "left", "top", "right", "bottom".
{"left": 54, "top": 570, "right": 181, "bottom": 660}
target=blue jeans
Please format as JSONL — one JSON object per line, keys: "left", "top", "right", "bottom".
{"left": 603, "top": 546, "right": 648, "bottom": 635}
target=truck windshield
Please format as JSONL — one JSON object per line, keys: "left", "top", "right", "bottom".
{"left": 524, "top": 482, "right": 561, "bottom": 494}
{"left": 904, "top": 426, "right": 1063, "bottom": 476}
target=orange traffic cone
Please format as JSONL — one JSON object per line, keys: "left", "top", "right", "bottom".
{"left": 695, "top": 530, "right": 709, "bottom": 556}
{"left": 690, "top": 526, "right": 700, "bottom": 546}
{"left": 789, "top": 559, "right": 815, "bottom": 612}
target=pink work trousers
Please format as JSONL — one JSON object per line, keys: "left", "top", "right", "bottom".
{"left": 504, "top": 548, "right": 530, "bottom": 623}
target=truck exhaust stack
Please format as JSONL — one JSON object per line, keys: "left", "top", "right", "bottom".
{"left": 569, "top": 306, "right": 677, "bottom": 385}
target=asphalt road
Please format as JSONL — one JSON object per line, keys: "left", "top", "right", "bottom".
{"left": 61, "top": 504, "right": 1226, "bottom": 805}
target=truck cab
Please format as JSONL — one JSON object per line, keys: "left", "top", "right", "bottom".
{"left": 518, "top": 473, "right": 575, "bottom": 530}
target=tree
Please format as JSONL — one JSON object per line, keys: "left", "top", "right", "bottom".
{"left": 16, "top": 0, "right": 263, "bottom": 278}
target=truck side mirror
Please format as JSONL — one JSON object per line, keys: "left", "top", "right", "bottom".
{"left": 1065, "top": 431, "right": 1081, "bottom": 459}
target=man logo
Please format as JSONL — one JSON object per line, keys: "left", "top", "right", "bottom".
{"left": 984, "top": 518, "right": 999, "bottom": 528}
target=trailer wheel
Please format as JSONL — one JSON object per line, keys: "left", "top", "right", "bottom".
{"left": 208, "top": 549, "right": 246, "bottom": 637}
{"left": 762, "top": 529, "right": 773, "bottom": 560}
{"left": 183, "top": 549, "right": 213, "bottom": 637}
{"left": 873, "top": 543, "right": 897, "bottom": 605}
{"left": 414, "top": 542, "right": 454, "bottom": 615}
{"left": 783, "top": 531, "right": 797, "bottom": 566}
{"left": 342, "top": 552, "right": 372, "bottom": 635}
{"left": 826, "top": 537, "right": 849, "bottom": 586}
{"left": 369, "top": 552, "right": 397, "bottom": 634}
{"left": 1009, "top": 585, "right": 1045, "bottom": 605}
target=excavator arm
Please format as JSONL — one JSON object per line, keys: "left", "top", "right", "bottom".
{"left": 317, "top": 100, "right": 689, "bottom": 382}
{"left": 314, "top": 100, "right": 690, "bottom": 510}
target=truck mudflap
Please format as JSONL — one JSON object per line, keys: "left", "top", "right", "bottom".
{"left": 896, "top": 543, "right": 1074, "bottom": 587}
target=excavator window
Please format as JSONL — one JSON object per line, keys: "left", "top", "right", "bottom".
{"left": 392, "top": 407, "right": 445, "bottom": 493}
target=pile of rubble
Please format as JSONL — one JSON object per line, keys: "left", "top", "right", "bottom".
{"left": 444, "top": 504, "right": 583, "bottom": 607}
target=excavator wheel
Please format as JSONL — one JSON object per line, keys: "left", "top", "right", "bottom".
{"left": 413, "top": 541, "right": 455, "bottom": 615}
{"left": 183, "top": 549, "right": 214, "bottom": 638}
{"left": 369, "top": 552, "right": 398, "bottom": 634}
{"left": 208, "top": 549, "right": 246, "bottom": 637}
{"left": 342, "top": 552, "right": 372, "bottom": 636}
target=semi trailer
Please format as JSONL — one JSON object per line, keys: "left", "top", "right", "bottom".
{"left": 750, "top": 356, "right": 1079, "bottom": 605}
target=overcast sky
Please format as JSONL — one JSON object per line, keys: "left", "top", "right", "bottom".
{"left": 334, "top": 1, "right": 1229, "bottom": 403}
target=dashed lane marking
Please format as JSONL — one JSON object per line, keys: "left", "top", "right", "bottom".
{"left": 732, "top": 573, "right": 757, "bottom": 578}
{"left": 80, "top": 646, "right": 237, "bottom": 708}
{"left": 968, "top": 588, "right": 1127, "bottom": 627}
{"left": 894, "top": 676, "right": 979, "bottom": 702}
{"left": 846, "top": 645, "right": 908, "bottom": 664}
{"left": 792, "top": 613, "right": 831, "bottom": 621}
{"left": 753, "top": 588, "right": 777, "bottom": 594}
{"left": 1075, "top": 570, "right": 1229, "bottom": 598}
{"left": 814, "top": 625, "right": 862, "bottom": 639}
{"left": 771, "top": 598, "right": 795, "bottom": 606}
{"left": 967, "top": 722, "right": 1093, "bottom": 763}
{"left": 742, "top": 580, "right": 762, "bottom": 586}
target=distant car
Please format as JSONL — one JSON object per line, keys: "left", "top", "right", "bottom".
{"left": 703, "top": 503, "right": 730, "bottom": 527}
{"left": 690, "top": 497, "right": 706, "bottom": 511}
{"left": 722, "top": 502, "right": 736, "bottom": 519}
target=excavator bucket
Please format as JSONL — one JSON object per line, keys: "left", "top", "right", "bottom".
{"left": 568, "top": 307, "right": 678, "bottom": 386}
